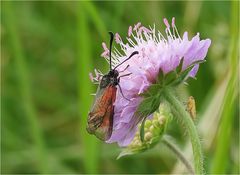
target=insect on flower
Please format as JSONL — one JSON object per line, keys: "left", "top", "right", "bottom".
{"left": 187, "top": 96, "right": 196, "bottom": 120}
{"left": 86, "top": 32, "right": 139, "bottom": 141}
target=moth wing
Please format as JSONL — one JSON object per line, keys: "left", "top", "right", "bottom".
{"left": 87, "top": 85, "right": 116, "bottom": 141}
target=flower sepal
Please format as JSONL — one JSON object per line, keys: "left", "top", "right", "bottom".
{"left": 136, "top": 59, "right": 205, "bottom": 125}
{"left": 169, "top": 59, "right": 206, "bottom": 86}
{"left": 159, "top": 59, "right": 206, "bottom": 87}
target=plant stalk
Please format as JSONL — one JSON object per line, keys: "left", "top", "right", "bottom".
{"left": 163, "top": 88, "right": 204, "bottom": 174}
{"left": 162, "top": 136, "right": 194, "bottom": 175}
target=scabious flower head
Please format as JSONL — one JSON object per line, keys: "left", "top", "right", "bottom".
{"left": 91, "top": 18, "right": 211, "bottom": 147}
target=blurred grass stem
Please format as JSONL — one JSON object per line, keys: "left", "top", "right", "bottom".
{"left": 210, "top": 1, "right": 239, "bottom": 173}
{"left": 3, "top": 2, "right": 48, "bottom": 173}
{"left": 82, "top": 1, "right": 107, "bottom": 41}
{"left": 77, "top": 2, "right": 99, "bottom": 173}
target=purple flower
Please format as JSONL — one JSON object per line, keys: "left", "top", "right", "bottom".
{"left": 91, "top": 18, "right": 211, "bottom": 147}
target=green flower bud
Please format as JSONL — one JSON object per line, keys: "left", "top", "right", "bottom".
{"left": 158, "top": 115, "right": 166, "bottom": 125}
{"left": 117, "top": 103, "right": 172, "bottom": 159}
{"left": 149, "top": 125, "right": 155, "bottom": 132}
{"left": 152, "top": 119, "right": 160, "bottom": 128}
{"left": 144, "top": 132, "right": 152, "bottom": 141}
{"left": 144, "top": 120, "right": 152, "bottom": 128}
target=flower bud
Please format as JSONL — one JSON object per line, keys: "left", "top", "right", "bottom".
{"left": 144, "top": 132, "right": 152, "bottom": 141}
{"left": 117, "top": 104, "right": 172, "bottom": 159}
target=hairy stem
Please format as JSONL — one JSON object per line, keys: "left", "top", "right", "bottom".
{"left": 162, "top": 136, "right": 194, "bottom": 175}
{"left": 163, "top": 88, "right": 204, "bottom": 174}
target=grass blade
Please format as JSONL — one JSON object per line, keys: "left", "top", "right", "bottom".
{"left": 3, "top": 2, "right": 48, "bottom": 173}
{"left": 77, "top": 2, "right": 100, "bottom": 173}
{"left": 210, "top": 0, "right": 239, "bottom": 173}
{"left": 83, "top": 1, "right": 107, "bottom": 40}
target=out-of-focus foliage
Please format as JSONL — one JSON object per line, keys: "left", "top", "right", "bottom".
{"left": 1, "top": 1, "right": 239, "bottom": 174}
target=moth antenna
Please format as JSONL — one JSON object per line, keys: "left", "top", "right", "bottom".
{"left": 114, "top": 51, "right": 139, "bottom": 70}
{"left": 108, "top": 31, "right": 114, "bottom": 70}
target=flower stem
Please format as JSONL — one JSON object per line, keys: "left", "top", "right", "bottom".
{"left": 163, "top": 88, "right": 204, "bottom": 174}
{"left": 162, "top": 136, "right": 194, "bottom": 175}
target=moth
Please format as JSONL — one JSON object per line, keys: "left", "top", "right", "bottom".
{"left": 86, "top": 32, "right": 138, "bottom": 141}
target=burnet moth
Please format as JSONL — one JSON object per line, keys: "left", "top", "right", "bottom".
{"left": 87, "top": 32, "right": 138, "bottom": 141}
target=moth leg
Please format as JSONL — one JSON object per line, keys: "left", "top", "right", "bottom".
{"left": 118, "top": 65, "right": 129, "bottom": 73}
{"left": 119, "top": 73, "right": 132, "bottom": 78}
{"left": 117, "top": 78, "right": 131, "bottom": 101}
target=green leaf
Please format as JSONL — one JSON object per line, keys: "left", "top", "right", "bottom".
{"left": 140, "top": 117, "right": 147, "bottom": 142}
{"left": 176, "top": 58, "right": 184, "bottom": 73}
{"left": 164, "top": 71, "right": 178, "bottom": 85}
{"left": 117, "top": 149, "right": 135, "bottom": 159}
{"left": 136, "top": 94, "right": 162, "bottom": 117}
{"left": 157, "top": 68, "right": 165, "bottom": 84}
{"left": 170, "top": 60, "right": 206, "bottom": 86}
{"left": 139, "top": 84, "right": 162, "bottom": 98}
{"left": 117, "top": 147, "right": 146, "bottom": 159}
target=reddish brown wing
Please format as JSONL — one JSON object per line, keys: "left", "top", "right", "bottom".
{"left": 87, "top": 85, "right": 117, "bottom": 141}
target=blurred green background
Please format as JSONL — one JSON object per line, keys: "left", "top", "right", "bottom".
{"left": 1, "top": 1, "right": 239, "bottom": 174}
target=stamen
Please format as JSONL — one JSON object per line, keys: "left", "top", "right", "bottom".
{"left": 140, "top": 26, "right": 151, "bottom": 34}
{"left": 173, "top": 26, "right": 182, "bottom": 40}
{"left": 158, "top": 31, "right": 167, "bottom": 43}
{"left": 171, "top": 18, "right": 176, "bottom": 39}
{"left": 97, "top": 69, "right": 104, "bottom": 75}
{"left": 114, "top": 47, "right": 124, "bottom": 58}
{"left": 102, "top": 42, "right": 109, "bottom": 51}
{"left": 126, "top": 38, "right": 136, "bottom": 47}
{"left": 163, "top": 18, "right": 170, "bottom": 29}
{"left": 134, "top": 29, "right": 142, "bottom": 44}
{"left": 89, "top": 72, "right": 94, "bottom": 82}
{"left": 165, "top": 28, "right": 174, "bottom": 41}
{"left": 101, "top": 42, "right": 109, "bottom": 57}
{"left": 94, "top": 69, "right": 100, "bottom": 79}
{"left": 101, "top": 50, "right": 109, "bottom": 57}
{"left": 115, "top": 33, "right": 122, "bottom": 44}
{"left": 171, "top": 17, "right": 175, "bottom": 28}
{"left": 143, "top": 32, "right": 150, "bottom": 42}
{"left": 128, "top": 26, "right": 133, "bottom": 37}
{"left": 133, "top": 22, "right": 141, "bottom": 31}
{"left": 163, "top": 18, "right": 174, "bottom": 40}
{"left": 150, "top": 25, "right": 158, "bottom": 42}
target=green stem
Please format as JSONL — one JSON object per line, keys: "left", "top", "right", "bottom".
{"left": 163, "top": 88, "right": 204, "bottom": 174}
{"left": 162, "top": 136, "right": 194, "bottom": 175}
